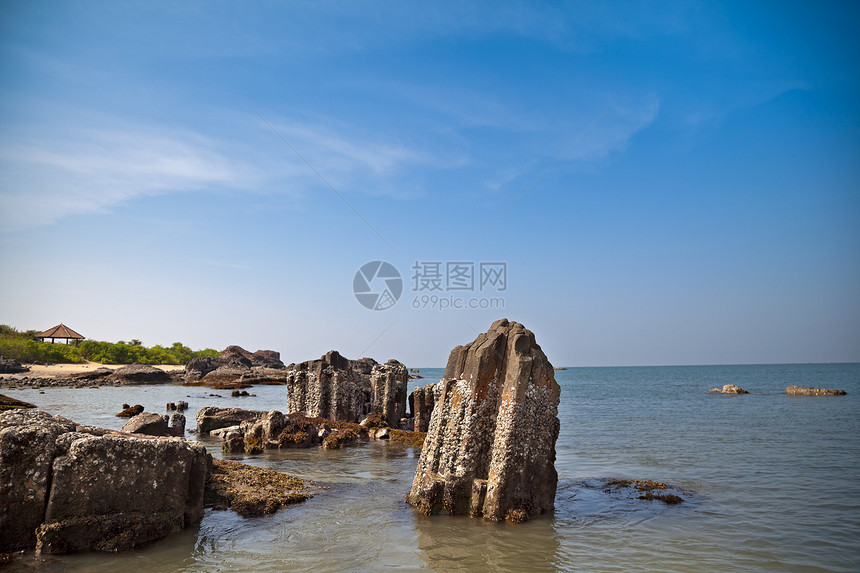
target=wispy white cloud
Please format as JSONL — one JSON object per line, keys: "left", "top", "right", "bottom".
{"left": 263, "top": 117, "right": 432, "bottom": 199}
{"left": 0, "top": 110, "right": 437, "bottom": 231}
{"left": 561, "top": 94, "right": 661, "bottom": 162}
{"left": 0, "top": 124, "right": 250, "bottom": 231}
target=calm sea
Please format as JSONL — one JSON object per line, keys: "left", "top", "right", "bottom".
{"left": 3, "top": 363, "right": 859, "bottom": 572}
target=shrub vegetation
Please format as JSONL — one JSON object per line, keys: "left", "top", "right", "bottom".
{"left": 0, "top": 324, "right": 220, "bottom": 365}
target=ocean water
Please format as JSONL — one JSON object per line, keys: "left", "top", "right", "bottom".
{"left": 2, "top": 363, "right": 859, "bottom": 572}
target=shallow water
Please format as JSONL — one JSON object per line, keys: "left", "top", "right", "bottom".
{"left": 3, "top": 363, "right": 859, "bottom": 572}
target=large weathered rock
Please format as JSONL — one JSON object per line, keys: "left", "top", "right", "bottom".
{"left": 38, "top": 432, "right": 207, "bottom": 554}
{"left": 410, "top": 383, "right": 437, "bottom": 433}
{"left": 285, "top": 350, "right": 371, "bottom": 423}
{"left": 406, "top": 319, "right": 561, "bottom": 523}
{"left": 370, "top": 360, "right": 408, "bottom": 427}
{"left": 195, "top": 406, "right": 263, "bottom": 434}
{"left": 0, "top": 409, "right": 208, "bottom": 554}
{"left": 0, "top": 410, "right": 76, "bottom": 551}
{"left": 108, "top": 363, "right": 172, "bottom": 384}
{"left": 786, "top": 385, "right": 846, "bottom": 396}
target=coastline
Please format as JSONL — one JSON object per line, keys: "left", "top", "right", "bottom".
{"left": 0, "top": 361, "right": 186, "bottom": 379}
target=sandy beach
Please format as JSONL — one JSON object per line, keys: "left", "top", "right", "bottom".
{"left": 0, "top": 361, "right": 186, "bottom": 378}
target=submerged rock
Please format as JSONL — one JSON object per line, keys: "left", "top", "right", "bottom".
{"left": 406, "top": 319, "right": 561, "bottom": 523}
{"left": 786, "top": 385, "right": 846, "bottom": 396}
{"left": 708, "top": 384, "right": 749, "bottom": 394}
{"left": 0, "top": 409, "right": 208, "bottom": 554}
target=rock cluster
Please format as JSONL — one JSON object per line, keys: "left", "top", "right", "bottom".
{"left": 285, "top": 350, "right": 370, "bottom": 422}
{"left": 199, "top": 407, "right": 369, "bottom": 453}
{"left": 0, "top": 409, "right": 208, "bottom": 554}
{"left": 786, "top": 385, "right": 846, "bottom": 396}
{"left": 284, "top": 351, "right": 409, "bottom": 425}
{"left": 1, "top": 364, "right": 181, "bottom": 389}
{"left": 184, "top": 347, "right": 289, "bottom": 388}
{"left": 406, "top": 319, "right": 561, "bottom": 523}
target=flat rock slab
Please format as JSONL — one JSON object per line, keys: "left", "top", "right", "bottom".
{"left": 204, "top": 458, "right": 313, "bottom": 517}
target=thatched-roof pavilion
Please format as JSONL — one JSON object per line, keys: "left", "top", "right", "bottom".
{"left": 36, "top": 323, "right": 85, "bottom": 347}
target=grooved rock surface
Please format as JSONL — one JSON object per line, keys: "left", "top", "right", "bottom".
{"left": 0, "top": 409, "right": 208, "bottom": 554}
{"left": 285, "top": 351, "right": 409, "bottom": 425}
{"left": 370, "top": 360, "right": 408, "bottom": 427}
{"left": 285, "top": 351, "right": 372, "bottom": 423}
{"left": 406, "top": 319, "right": 561, "bottom": 523}
{"left": 410, "top": 383, "right": 437, "bottom": 433}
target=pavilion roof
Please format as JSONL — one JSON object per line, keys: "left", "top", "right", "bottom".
{"left": 36, "top": 323, "right": 84, "bottom": 340}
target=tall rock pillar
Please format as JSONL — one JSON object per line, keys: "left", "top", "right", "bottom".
{"left": 406, "top": 319, "right": 560, "bottom": 522}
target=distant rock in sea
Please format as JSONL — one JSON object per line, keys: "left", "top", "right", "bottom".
{"left": 708, "top": 384, "right": 749, "bottom": 394}
{"left": 786, "top": 385, "right": 846, "bottom": 396}
{"left": 406, "top": 318, "right": 561, "bottom": 523}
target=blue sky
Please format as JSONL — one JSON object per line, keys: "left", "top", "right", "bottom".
{"left": 1, "top": 1, "right": 858, "bottom": 366}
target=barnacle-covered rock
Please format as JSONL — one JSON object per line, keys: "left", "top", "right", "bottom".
{"left": 406, "top": 319, "right": 561, "bottom": 523}
{"left": 0, "top": 409, "right": 208, "bottom": 554}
